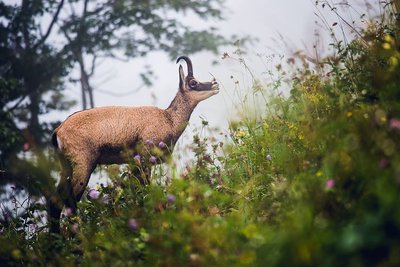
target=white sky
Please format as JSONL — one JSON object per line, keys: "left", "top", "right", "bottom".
{"left": 59, "top": 0, "right": 318, "bottom": 122}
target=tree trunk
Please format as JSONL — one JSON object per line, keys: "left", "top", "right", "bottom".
{"left": 77, "top": 52, "right": 94, "bottom": 109}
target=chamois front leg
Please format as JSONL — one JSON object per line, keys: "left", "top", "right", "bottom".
{"left": 70, "top": 160, "right": 97, "bottom": 206}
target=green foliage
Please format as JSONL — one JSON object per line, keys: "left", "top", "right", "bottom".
{"left": 2, "top": 2, "right": 400, "bottom": 266}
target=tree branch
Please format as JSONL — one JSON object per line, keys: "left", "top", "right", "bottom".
{"left": 34, "top": 0, "right": 65, "bottom": 49}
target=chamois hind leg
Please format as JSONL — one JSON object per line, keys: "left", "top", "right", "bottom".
{"left": 48, "top": 195, "right": 64, "bottom": 234}
{"left": 48, "top": 154, "right": 73, "bottom": 234}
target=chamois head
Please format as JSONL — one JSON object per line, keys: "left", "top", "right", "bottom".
{"left": 176, "top": 56, "right": 219, "bottom": 102}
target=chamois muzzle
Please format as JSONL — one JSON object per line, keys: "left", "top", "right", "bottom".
{"left": 188, "top": 79, "right": 219, "bottom": 91}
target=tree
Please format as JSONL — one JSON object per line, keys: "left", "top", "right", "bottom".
{"left": 0, "top": 0, "right": 229, "bottom": 195}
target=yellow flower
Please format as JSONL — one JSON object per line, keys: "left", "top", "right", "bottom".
{"left": 346, "top": 111, "right": 353, "bottom": 117}
{"left": 384, "top": 34, "right": 394, "bottom": 43}
{"left": 316, "top": 171, "right": 323, "bottom": 177}
{"left": 287, "top": 122, "right": 295, "bottom": 129}
{"left": 382, "top": 43, "right": 391, "bottom": 50}
{"left": 389, "top": 56, "right": 399, "bottom": 67}
{"left": 235, "top": 130, "right": 247, "bottom": 138}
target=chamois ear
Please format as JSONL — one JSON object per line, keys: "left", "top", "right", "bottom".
{"left": 178, "top": 64, "right": 185, "bottom": 92}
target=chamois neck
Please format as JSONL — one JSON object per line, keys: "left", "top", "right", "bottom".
{"left": 166, "top": 90, "right": 198, "bottom": 126}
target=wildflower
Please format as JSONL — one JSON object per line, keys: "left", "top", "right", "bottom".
{"left": 379, "top": 158, "right": 390, "bottom": 169}
{"left": 325, "top": 179, "right": 335, "bottom": 188}
{"left": 70, "top": 223, "right": 79, "bottom": 234}
{"left": 389, "top": 56, "right": 399, "bottom": 67}
{"left": 166, "top": 194, "right": 176, "bottom": 203}
{"left": 134, "top": 154, "right": 141, "bottom": 163}
{"left": 149, "top": 156, "right": 157, "bottom": 164}
{"left": 145, "top": 139, "right": 153, "bottom": 147}
{"left": 88, "top": 188, "right": 100, "bottom": 199}
{"left": 235, "top": 130, "right": 246, "bottom": 138}
{"left": 158, "top": 141, "right": 166, "bottom": 148}
{"left": 65, "top": 207, "right": 73, "bottom": 217}
{"left": 384, "top": 34, "right": 394, "bottom": 43}
{"left": 382, "top": 42, "right": 391, "bottom": 50}
{"left": 316, "top": 171, "right": 323, "bottom": 177}
{"left": 389, "top": 118, "right": 400, "bottom": 130}
{"left": 266, "top": 154, "right": 272, "bottom": 161}
{"left": 346, "top": 111, "right": 352, "bottom": 117}
{"left": 22, "top": 142, "right": 30, "bottom": 152}
{"left": 29, "top": 223, "right": 38, "bottom": 233}
{"left": 127, "top": 218, "right": 138, "bottom": 232}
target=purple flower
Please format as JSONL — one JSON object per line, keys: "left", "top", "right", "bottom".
{"left": 266, "top": 154, "right": 272, "bottom": 161}
{"left": 166, "top": 194, "right": 176, "bottom": 203}
{"left": 149, "top": 156, "right": 157, "bottom": 164}
{"left": 127, "top": 218, "right": 138, "bottom": 231}
{"left": 134, "top": 154, "right": 141, "bottom": 163}
{"left": 325, "top": 179, "right": 335, "bottom": 188}
{"left": 28, "top": 223, "right": 38, "bottom": 233}
{"left": 158, "top": 141, "right": 166, "bottom": 148}
{"left": 145, "top": 139, "right": 153, "bottom": 147}
{"left": 88, "top": 188, "right": 100, "bottom": 199}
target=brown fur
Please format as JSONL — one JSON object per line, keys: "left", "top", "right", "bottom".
{"left": 48, "top": 57, "right": 219, "bottom": 233}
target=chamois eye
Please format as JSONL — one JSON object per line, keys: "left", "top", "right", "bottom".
{"left": 189, "top": 79, "right": 197, "bottom": 88}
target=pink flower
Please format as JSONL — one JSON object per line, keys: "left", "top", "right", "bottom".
{"left": 22, "top": 142, "right": 30, "bottom": 152}
{"left": 325, "top": 179, "right": 335, "bottom": 188}
{"left": 70, "top": 223, "right": 79, "bottom": 233}
{"left": 88, "top": 188, "right": 100, "bottom": 199}
{"left": 389, "top": 118, "right": 400, "bottom": 130}
{"left": 379, "top": 158, "right": 390, "bottom": 169}
{"left": 65, "top": 207, "right": 73, "bottom": 217}
{"left": 127, "top": 218, "right": 138, "bottom": 231}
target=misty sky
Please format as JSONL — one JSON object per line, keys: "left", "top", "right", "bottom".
{"left": 57, "top": 1, "right": 318, "bottom": 123}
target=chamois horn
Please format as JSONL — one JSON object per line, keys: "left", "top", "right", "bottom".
{"left": 176, "top": 56, "right": 193, "bottom": 77}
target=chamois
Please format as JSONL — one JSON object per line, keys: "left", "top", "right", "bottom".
{"left": 48, "top": 56, "right": 219, "bottom": 233}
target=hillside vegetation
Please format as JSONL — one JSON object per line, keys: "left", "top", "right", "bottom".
{"left": 1, "top": 2, "right": 400, "bottom": 266}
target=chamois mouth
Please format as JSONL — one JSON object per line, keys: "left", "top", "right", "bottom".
{"left": 211, "top": 83, "right": 219, "bottom": 93}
